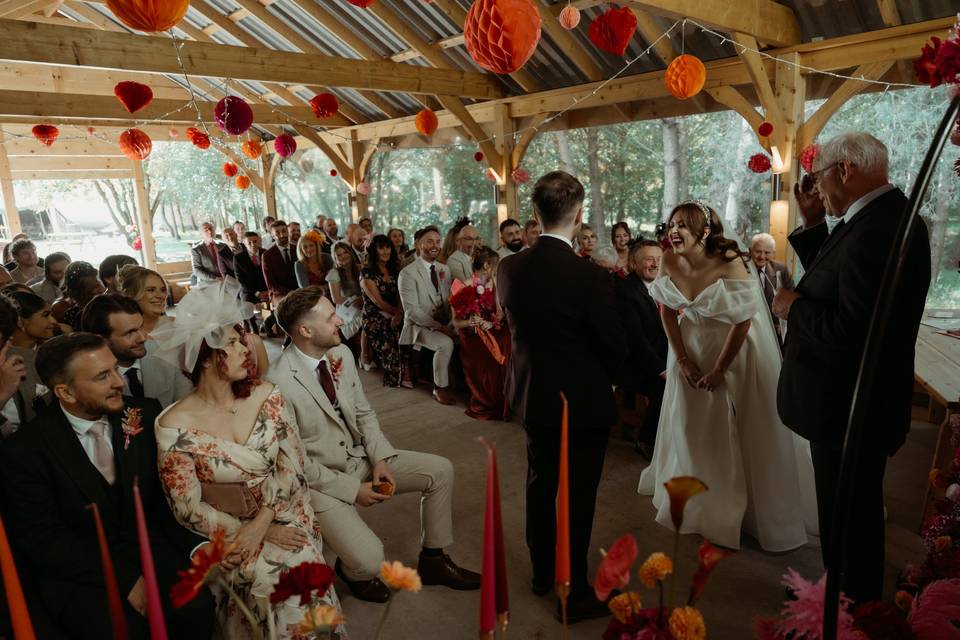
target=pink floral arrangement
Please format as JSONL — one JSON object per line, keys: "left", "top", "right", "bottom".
{"left": 914, "top": 13, "right": 960, "bottom": 88}
{"left": 449, "top": 280, "right": 497, "bottom": 323}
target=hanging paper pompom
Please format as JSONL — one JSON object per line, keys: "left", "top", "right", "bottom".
{"left": 474, "top": 151, "right": 484, "bottom": 162}
{"left": 309, "top": 93, "right": 340, "bottom": 119}
{"left": 346, "top": 0, "right": 376, "bottom": 6}
{"left": 748, "top": 153, "right": 772, "bottom": 174}
{"left": 464, "top": 0, "right": 541, "bottom": 75}
{"left": 105, "top": 0, "right": 189, "bottom": 32}
{"left": 559, "top": 5, "right": 580, "bottom": 30}
{"left": 87, "top": 126, "right": 97, "bottom": 137}
{"left": 511, "top": 167, "right": 531, "bottom": 184}
{"left": 800, "top": 144, "right": 820, "bottom": 173}
{"left": 214, "top": 96, "right": 254, "bottom": 136}
{"left": 235, "top": 175, "right": 251, "bottom": 190}
{"left": 415, "top": 108, "right": 439, "bottom": 136}
{"left": 330, "top": 169, "right": 338, "bottom": 177}
{"left": 223, "top": 162, "right": 239, "bottom": 178}
{"left": 131, "top": 236, "right": 143, "bottom": 251}
{"left": 484, "top": 167, "right": 498, "bottom": 182}
{"left": 274, "top": 133, "right": 297, "bottom": 158}
{"left": 118, "top": 128, "right": 153, "bottom": 161}
{"left": 31, "top": 125, "right": 59, "bottom": 147}
{"left": 114, "top": 81, "right": 153, "bottom": 114}
{"left": 588, "top": 7, "right": 637, "bottom": 57}
{"left": 356, "top": 181, "right": 372, "bottom": 195}
{"left": 242, "top": 140, "right": 262, "bottom": 160}
{"left": 758, "top": 121, "right": 774, "bottom": 138}
{"left": 665, "top": 54, "right": 707, "bottom": 100}
{"left": 186, "top": 127, "right": 211, "bottom": 150}
{"left": 168, "top": 127, "right": 179, "bottom": 139}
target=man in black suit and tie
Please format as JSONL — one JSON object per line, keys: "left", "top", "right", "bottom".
{"left": 190, "top": 221, "right": 226, "bottom": 284}
{"left": 773, "top": 132, "right": 931, "bottom": 605}
{"left": 497, "top": 171, "right": 625, "bottom": 622}
{"left": 261, "top": 220, "right": 298, "bottom": 305}
{"left": 615, "top": 240, "right": 668, "bottom": 458}
{"left": 749, "top": 233, "right": 794, "bottom": 343}
{"left": 0, "top": 333, "right": 214, "bottom": 639}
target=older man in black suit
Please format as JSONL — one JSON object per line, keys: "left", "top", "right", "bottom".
{"left": 498, "top": 171, "right": 625, "bottom": 623}
{"left": 749, "top": 232, "right": 794, "bottom": 342}
{"left": 774, "top": 132, "right": 930, "bottom": 604}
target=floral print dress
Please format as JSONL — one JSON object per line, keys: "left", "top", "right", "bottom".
{"left": 156, "top": 387, "right": 347, "bottom": 639}
{"left": 360, "top": 267, "right": 402, "bottom": 387}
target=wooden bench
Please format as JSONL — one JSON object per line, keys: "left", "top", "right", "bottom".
{"left": 154, "top": 260, "right": 193, "bottom": 289}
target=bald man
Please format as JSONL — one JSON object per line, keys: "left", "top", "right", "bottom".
{"left": 446, "top": 225, "right": 480, "bottom": 284}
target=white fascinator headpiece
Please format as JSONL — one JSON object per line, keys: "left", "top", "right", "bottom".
{"left": 151, "top": 279, "right": 254, "bottom": 373}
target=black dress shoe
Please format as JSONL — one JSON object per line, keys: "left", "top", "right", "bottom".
{"left": 417, "top": 552, "right": 481, "bottom": 590}
{"left": 334, "top": 559, "right": 391, "bottom": 603}
{"left": 556, "top": 591, "right": 611, "bottom": 624}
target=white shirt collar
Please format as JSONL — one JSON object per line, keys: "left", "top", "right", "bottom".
{"left": 118, "top": 360, "right": 141, "bottom": 375}
{"left": 539, "top": 232, "right": 573, "bottom": 248}
{"left": 418, "top": 256, "right": 441, "bottom": 274}
{"left": 293, "top": 344, "right": 329, "bottom": 373}
{"left": 61, "top": 404, "right": 108, "bottom": 437}
{"left": 841, "top": 183, "right": 896, "bottom": 226}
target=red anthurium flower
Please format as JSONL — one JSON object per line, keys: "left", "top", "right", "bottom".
{"left": 594, "top": 534, "right": 638, "bottom": 601}
{"left": 170, "top": 530, "right": 231, "bottom": 608}
{"left": 664, "top": 476, "right": 708, "bottom": 530}
{"left": 270, "top": 562, "right": 334, "bottom": 606}
{"left": 688, "top": 539, "right": 732, "bottom": 604}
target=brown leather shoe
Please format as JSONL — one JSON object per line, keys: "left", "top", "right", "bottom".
{"left": 335, "top": 558, "right": 391, "bottom": 603}
{"left": 417, "top": 552, "right": 481, "bottom": 590}
{"left": 432, "top": 387, "right": 455, "bottom": 405}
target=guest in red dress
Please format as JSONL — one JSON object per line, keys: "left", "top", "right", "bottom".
{"left": 450, "top": 247, "right": 510, "bottom": 421}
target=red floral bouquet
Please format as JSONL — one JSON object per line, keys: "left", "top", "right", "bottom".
{"left": 449, "top": 278, "right": 505, "bottom": 365}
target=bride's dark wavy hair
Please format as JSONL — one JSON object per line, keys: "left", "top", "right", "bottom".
{"left": 187, "top": 323, "right": 259, "bottom": 398}
{"left": 668, "top": 202, "right": 744, "bottom": 263}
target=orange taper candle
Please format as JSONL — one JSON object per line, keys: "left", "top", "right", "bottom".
{"left": 89, "top": 503, "right": 129, "bottom": 640}
{"left": 0, "top": 514, "right": 35, "bottom": 639}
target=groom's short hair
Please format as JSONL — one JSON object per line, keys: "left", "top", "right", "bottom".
{"left": 276, "top": 286, "right": 326, "bottom": 335}
{"left": 531, "top": 171, "right": 584, "bottom": 229}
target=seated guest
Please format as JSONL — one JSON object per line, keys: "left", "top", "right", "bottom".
{"left": 0, "top": 333, "right": 215, "bottom": 639}
{"left": 262, "top": 220, "right": 298, "bottom": 305}
{"left": 313, "top": 214, "right": 326, "bottom": 232}
{"left": 81, "top": 294, "right": 191, "bottom": 408}
{"left": 235, "top": 232, "right": 269, "bottom": 332}
{"left": 452, "top": 247, "right": 510, "bottom": 420}
{"left": 360, "top": 235, "right": 404, "bottom": 387}
{"left": 523, "top": 219, "right": 541, "bottom": 248}
{"left": 1, "top": 234, "right": 26, "bottom": 269}
{"left": 232, "top": 219, "right": 246, "bottom": 237}
{"left": 288, "top": 221, "right": 302, "bottom": 248}
{"left": 30, "top": 252, "right": 70, "bottom": 304}
{"left": 295, "top": 230, "right": 334, "bottom": 292}
{"left": 118, "top": 265, "right": 170, "bottom": 335}
{"left": 218, "top": 226, "right": 243, "bottom": 279}
{"left": 322, "top": 217, "right": 340, "bottom": 254}
{"left": 260, "top": 215, "right": 277, "bottom": 250}
{"left": 98, "top": 254, "right": 138, "bottom": 293}
{"left": 191, "top": 221, "right": 226, "bottom": 284}
{"left": 750, "top": 232, "right": 794, "bottom": 341}
{"left": 7, "top": 291, "right": 57, "bottom": 423}
{"left": 614, "top": 240, "right": 667, "bottom": 458}
{"left": 359, "top": 216, "right": 373, "bottom": 235}
{"left": 52, "top": 261, "right": 104, "bottom": 330}
{"left": 0, "top": 295, "right": 36, "bottom": 436}
{"left": 349, "top": 224, "right": 369, "bottom": 264}
{"left": 389, "top": 227, "right": 411, "bottom": 262}
{"left": 398, "top": 226, "right": 457, "bottom": 405}
{"left": 497, "top": 218, "right": 524, "bottom": 259}
{"left": 446, "top": 222, "right": 480, "bottom": 285}
{"left": 612, "top": 221, "right": 631, "bottom": 270}
{"left": 327, "top": 241, "right": 364, "bottom": 354}
{"left": 439, "top": 223, "right": 460, "bottom": 265}
{"left": 577, "top": 224, "right": 598, "bottom": 260}
{"left": 1, "top": 283, "right": 31, "bottom": 296}
{"left": 8, "top": 239, "right": 43, "bottom": 284}
{"left": 269, "top": 288, "right": 479, "bottom": 603}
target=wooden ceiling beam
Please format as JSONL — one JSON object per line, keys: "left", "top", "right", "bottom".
{"left": 0, "top": 19, "right": 504, "bottom": 98}
{"left": 3, "top": 138, "right": 122, "bottom": 155}
{"left": 435, "top": 95, "right": 501, "bottom": 170}
{"left": 0, "top": 0, "right": 47, "bottom": 18}
{"left": 534, "top": 1, "right": 604, "bottom": 82}
{"left": 0, "top": 63, "right": 193, "bottom": 100}
{"left": 11, "top": 169, "right": 134, "bottom": 180}
{"left": 628, "top": 0, "right": 800, "bottom": 46}
{"left": 9, "top": 155, "right": 130, "bottom": 170}
{"left": 1, "top": 122, "right": 195, "bottom": 139}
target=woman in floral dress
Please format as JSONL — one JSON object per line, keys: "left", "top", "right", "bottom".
{"left": 152, "top": 284, "right": 345, "bottom": 639}
{"left": 360, "top": 235, "right": 403, "bottom": 387}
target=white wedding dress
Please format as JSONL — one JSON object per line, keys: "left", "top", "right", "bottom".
{"left": 637, "top": 271, "right": 818, "bottom": 552}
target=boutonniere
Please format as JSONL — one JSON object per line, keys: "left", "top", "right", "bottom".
{"left": 121, "top": 407, "right": 144, "bottom": 451}
{"left": 328, "top": 356, "right": 344, "bottom": 386}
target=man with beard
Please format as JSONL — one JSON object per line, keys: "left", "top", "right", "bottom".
{"left": 81, "top": 294, "right": 191, "bottom": 409}
{"left": 322, "top": 217, "right": 340, "bottom": 254}
{"left": 30, "top": 252, "right": 70, "bottom": 304}
{"left": 497, "top": 219, "right": 524, "bottom": 259}
{"left": 0, "top": 333, "right": 214, "bottom": 639}
{"left": 288, "top": 221, "right": 303, "bottom": 249}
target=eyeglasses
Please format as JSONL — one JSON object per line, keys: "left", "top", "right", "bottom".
{"left": 808, "top": 162, "right": 838, "bottom": 184}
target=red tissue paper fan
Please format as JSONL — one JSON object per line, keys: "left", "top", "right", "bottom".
{"left": 588, "top": 6, "right": 637, "bottom": 57}
{"left": 114, "top": 81, "right": 154, "bottom": 114}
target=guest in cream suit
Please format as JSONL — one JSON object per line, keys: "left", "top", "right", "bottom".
{"left": 397, "top": 226, "right": 457, "bottom": 405}
{"left": 269, "top": 287, "right": 480, "bottom": 603}
{"left": 446, "top": 224, "right": 479, "bottom": 285}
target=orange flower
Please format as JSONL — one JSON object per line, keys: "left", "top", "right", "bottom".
{"left": 303, "top": 229, "right": 327, "bottom": 246}
{"left": 297, "top": 605, "right": 344, "bottom": 633}
{"left": 170, "top": 529, "right": 232, "bottom": 607}
{"left": 934, "top": 535, "right": 952, "bottom": 552}
{"left": 608, "top": 591, "right": 642, "bottom": 624}
{"left": 379, "top": 561, "right": 422, "bottom": 592}
{"left": 638, "top": 552, "right": 673, "bottom": 588}
{"left": 689, "top": 539, "right": 732, "bottom": 604}
{"left": 664, "top": 476, "right": 708, "bottom": 530}
{"left": 894, "top": 590, "right": 914, "bottom": 611}
{"left": 668, "top": 606, "right": 706, "bottom": 640}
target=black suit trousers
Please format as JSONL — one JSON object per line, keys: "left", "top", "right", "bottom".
{"left": 525, "top": 424, "right": 608, "bottom": 595}
{"left": 811, "top": 438, "right": 887, "bottom": 605}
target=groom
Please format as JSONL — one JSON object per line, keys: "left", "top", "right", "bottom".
{"left": 773, "top": 132, "right": 930, "bottom": 604}
{"left": 498, "top": 171, "right": 625, "bottom": 622}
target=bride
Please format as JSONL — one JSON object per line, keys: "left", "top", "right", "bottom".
{"left": 638, "top": 202, "right": 816, "bottom": 552}
{"left": 152, "top": 283, "right": 346, "bottom": 638}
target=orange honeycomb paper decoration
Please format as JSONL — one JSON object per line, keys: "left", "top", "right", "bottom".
{"left": 222, "top": 162, "right": 239, "bottom": 177}
{"left": 415, "top": 108, "right": 439, "bottom": 136}
{"left": 464, "top": 0, "right": 542, "bottom": 75}
{"left": 558, "top": 4, "right": 580, "bottom": 30}
{"left": 664, "top": 54, "right": 707, "bottom": 100}
{"left": 235, "top": 175, "right": 251, "bottom": 190}
{"left": 118, "top": 129, "right": 153, "bottom": 161}
{"left": 310, "top": 93, "right": 340, "bottom": 119}
{"left": 105, "top": 0, "right": 189, "bottom": 32}
{"left": 242, "top": 140, "right": 263, "bottom": 160}
{"left": 31, "top": 125, "right": 59, "bottom": 147}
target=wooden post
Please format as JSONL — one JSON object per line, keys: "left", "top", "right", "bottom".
{"left": 260, "top": 152, "right": 277, "bottom": 221}
{"left": 0, "top": 126, "right": 21, "bottom": 237}
{"left": 772, "top": 52, "right": 805, "bottom": 265}
{"left": 494, "top": 104, "right": 517, "bottom": 228}
{"left": 349, "top": 131, "right": 368, "bottom": 223}
{"left": 131, "top": 160, "right": 157, "bottom": 269}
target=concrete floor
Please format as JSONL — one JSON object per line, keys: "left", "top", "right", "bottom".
{"left": 264, "top": 342, "right": 935, "bottom": 639}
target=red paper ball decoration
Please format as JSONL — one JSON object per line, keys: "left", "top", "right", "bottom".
{"left": 588, "top": 7, "right": 637, "bottom": 57}
{"left": 346, "top": 0, "right": 376, "bottom": 6}
{"left": 310, "top": 93, "right": 340, "bottom": 119}
{"left": 415, "top": 109, "right": 439, "bottom": 136}
{"left": 747, "top": 153, "right": 772, "bottom": 174}
{"left": 223, "top": 162, "right": 239, "bottom": 178}
{"left": 118, "top": 128, "right": 153, "bottom": 161}
{"left": 168, "top": 127, "right": 179, "bottom": 139}
{"left": 31, "top": 125, "right": 59, "bottom": 147}
{"left": 131, "top": 236, "right": 143, "bottom": 251}
{"left": 242, "top": 140, "right": 262, "bottom": 160}
{"left": 274, "top": 133, "right": 297, "bottom": 159}
{"left": 511, "top": 167, "right": 531, "bottom": 184}
{"left": 758, "top": 121, "right": 774, "bottom": 138}
{"left": 474, "top": 151, "right": 484, "bottom": 162}
{"left": 559, "top": 4, "right": 580, "bottom": 30}
{"left": 105, "top": 0, "right": 189, "bottom": 32}
{"left": 114, "top": 81, "right": 153, "bottom": 114}
{"left": 186, "top": 127, "right": 211, "bottom": 150}
{"left": 330, "top": 169, "right": 338, "bottom": 177}
{"left": 235, "top": 175, "right": 251, "bottom": 190}
{"left": 464, "top": 0, "right": 541, "bottom": 75}
{"left": 356, "top": 182, "right": 372, "bottom": 195}
{"left": 215, "top": 96, "right": 254, "bottom": 136}
{"left": 665, "top": 54, "right": 706, "bottom": 100}
{"left": 800, "top": 144, "right": 820, "bottom": 174}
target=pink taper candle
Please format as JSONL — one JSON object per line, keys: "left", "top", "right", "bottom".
{"left": 133, "top": 480, "right": 169, "bottom": 639}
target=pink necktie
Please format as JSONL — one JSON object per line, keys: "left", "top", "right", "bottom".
{"left": 89, "top": 421, "right": 116, "bottom": 485}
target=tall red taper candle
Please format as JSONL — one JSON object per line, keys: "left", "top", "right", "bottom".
{"left": 133, "top": 480, "right": 169, "bottom": 639}
{"left": 89, "top": 503, "right": 129, "bottom": 640}
{"left": 0, "top": 515, "right": 35, "bottom": 639}
{"left": 555, "top": 393, "right": 571, "bottom": 590}
{"left": 491, "top": 443, "right": 509, "bottom": 629}
{"left": 479, "top": 443, "right": 497, "bottom": 639}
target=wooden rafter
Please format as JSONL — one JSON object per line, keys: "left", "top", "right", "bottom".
{"left": 435, "top": 95, "right": 501, "bottom": 170}
{"left": 704, "top": 86, "right": 769, "bottom": 150}
{"left": 0, "top": 0, "right": 48, "bottom": 19}
{"left": 10, "top": 169, "right": 134, "bottom": 180}
{"left": 512, "top": 112, "right": 553, "bottom": 167}
{"left": 732, "top": 32, "right": 784, "bottom": 132}
{"left": 8, "top": 156, "right": 129, "bottom": 170}
{"left": 42, "top": 0, "right": 63, "bottom": 17}
{"left": 535, "top": 2, "right": 604, "bottom": 82}
{"left": 292, "top": 125, "right": 353, "bottom": 182}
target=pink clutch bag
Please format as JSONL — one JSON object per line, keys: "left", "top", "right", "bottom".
{"left": 201, "top": 482, "right": 259, "bottom": 519}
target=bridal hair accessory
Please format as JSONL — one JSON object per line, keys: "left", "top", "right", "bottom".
{"left": 151, "top": 279, "right": 254, "bottom": 373}
{"left": 675, "top": 200, "right": 714, "bottom": 221}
